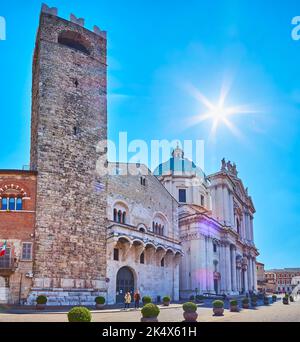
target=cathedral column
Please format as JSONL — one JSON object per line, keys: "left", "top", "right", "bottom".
{"left": 248, "top": 257, "right": 253, "bottom": 291}
{"left": 253, "top": 257, "right": 258, "bottom": 291}
{"left": 231, "top": 247, "right": 237, "bottom": 292}
{"left": 206, "top": 237, "right": 214, "bottom": 292}
{"left": 243, "top": 258, "right": 249, "bottom": 293}
{"left": 225, "top": 243, "right": 232, "bottom": 293}
{"left": 220, "top": 244, "right": 226, "bottom": 293}
{"left": 229, "top": 190, "right": 234, "bottom": 227}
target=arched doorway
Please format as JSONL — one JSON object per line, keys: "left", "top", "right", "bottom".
{"left": 116, "top": 267, "right": 134, "bottom": 303}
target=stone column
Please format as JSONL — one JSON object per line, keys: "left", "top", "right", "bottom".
{"left": 206, "top": 237, "right": 214, "bottom": 292}
{"left": 252, "top": 258, "right": 257, "bottom": 291}
{"left": 220, "top": 244, "right": 226, "bottom": 293}
{"left": 225, "top": 244, "right": 232, "bottom": 293}
{"left": 231, "top": 247, "right": 237, "bottom": 293}
{"left": 248, "top": 257, "right": 253, "bottom": 291}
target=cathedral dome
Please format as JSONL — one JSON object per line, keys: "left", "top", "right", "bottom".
{"left": 154, "top": 146, "right": 206, "bottom": 180}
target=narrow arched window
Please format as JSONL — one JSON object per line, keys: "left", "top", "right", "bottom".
{"left": 118, "top": 210, "right": 122, "bottom": 223}
{"left": 113, "top": 209, "right": 117, "bottom": 222}
{"left": 236, "top": 218, "right": 240, "bottom": 234}
{"left": 140, "top": 253, "right": 145, "bottom": 264}
{"left": 16, "top": 198, "right": 23, "bottom": 211}
{"left": 1, "top": 198, "right": 7, "bottom": 210}
{"left": 122, "top": 212, "right": 126, "bottom": 224}
{"left": 9, "top": 198, "right": 15, "bottom": 211}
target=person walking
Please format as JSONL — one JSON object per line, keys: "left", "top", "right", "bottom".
{"left": 124, "top": 291, "right": 131, "bottom": 310}
{"left": 134, "top": 290, "right": 141, "bottom": 309}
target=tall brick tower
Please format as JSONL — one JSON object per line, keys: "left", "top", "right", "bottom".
{"left": 29, "top": 4, "right": 107, "bottom": 305}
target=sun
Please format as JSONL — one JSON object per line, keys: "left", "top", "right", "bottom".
{"left": 185, "top": 82, "right": 257, "bottom": 139}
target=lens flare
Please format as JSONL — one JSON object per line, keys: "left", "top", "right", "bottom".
{"left": 185, "top": 82, "right": 258, "bottom": 139}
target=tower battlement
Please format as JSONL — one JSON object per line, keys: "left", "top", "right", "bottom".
{"left": 41, "top": 3, "right": 106, "bottom": 39}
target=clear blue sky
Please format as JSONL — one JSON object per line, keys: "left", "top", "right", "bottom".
{"left": 1, "top": 0, "right": 300, "bottom": 269}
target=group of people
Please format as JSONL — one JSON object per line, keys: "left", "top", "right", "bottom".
{"left": 124, "top": 290, "right": 141, "bottom": 310}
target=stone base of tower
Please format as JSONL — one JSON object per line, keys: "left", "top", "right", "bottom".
{"left": 26, "top": 278, "right": 107, "bottom": 306}
{"left": 27, "top": 288, "right": 107, "bottom": 306}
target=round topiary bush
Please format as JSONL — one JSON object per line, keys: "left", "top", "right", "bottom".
{"left": 230, "top": 300, "right": 238, "bottom": 306}
{"left": 95, "top": 296, "right": 105, "bottom": 305}
{"left": 242, "top": 298, "right": 249, "bottom": 304}
{"left": 196, "top": 295, "right": 204, "bottom": 302}
{"left": 36, "top": 295, "right": 47, "bottom": 305}
{"left": 272, "top": 294, "right": 277, "bottom": 301}
{"left": 213, "top": 300, "right": 224, "bottom": 308}
{"left": 141, "top": 303, "right": 160, "bottom": 318}
{"left": 142, "top": 296, "right": 152, "bottom": 305}
{"left": 68, "top": 307, "right": 92, "bottom": 322}
{"left": 183, "top": 302, "right": 197, "bottom": 313}
{"left": 163, "top": 296, "right": 171, "bottom": 302}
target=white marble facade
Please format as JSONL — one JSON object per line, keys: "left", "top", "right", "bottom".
{"left": 156, "top": 149, "right": 259, "bottom": 298}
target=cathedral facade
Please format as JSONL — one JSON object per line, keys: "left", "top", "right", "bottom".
{"left": 0, "top": 5, "right": 258, "bottom": 305}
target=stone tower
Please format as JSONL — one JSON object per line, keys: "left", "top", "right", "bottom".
{"left": 29, "top": 4, "right": 108, "bottom": 305}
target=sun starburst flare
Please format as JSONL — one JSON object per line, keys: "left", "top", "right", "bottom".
{"left": 185, "top": 82, "right": 259, "bottom": 140}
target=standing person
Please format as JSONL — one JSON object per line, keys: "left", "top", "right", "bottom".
{"left": 124, "top": 291, "right": 131, "bottom": 310}
{"left": 134, "top": 290, "right": 141, "bottom": 309}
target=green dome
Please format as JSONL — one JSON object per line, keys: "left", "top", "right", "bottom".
{"left": 154, "top": 147, "right": 206, "bottom": 180}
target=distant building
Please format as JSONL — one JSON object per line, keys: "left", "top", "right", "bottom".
{"left": 265, "top": 268, "right": 300, "bottom": 293}
{"left": 256, "top": 261, "right": 265, "bottom": 292}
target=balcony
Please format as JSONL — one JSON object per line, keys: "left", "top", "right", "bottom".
{"left": 0, "top": 258, "right": 16, "bottom": 275}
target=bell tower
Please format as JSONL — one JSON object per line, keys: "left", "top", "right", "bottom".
{"left": 29, "top": 4, "right": 108, "bottom": 304}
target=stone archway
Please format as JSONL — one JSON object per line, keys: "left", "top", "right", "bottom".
{"left": 116, "top": 266, "right": 135, "bottom": 304}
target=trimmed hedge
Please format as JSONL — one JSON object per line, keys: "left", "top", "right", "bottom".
{"left": 212, "top": 300, "right": 224, "bottom": 308}
{"left": 36, "top": 295, "right": 47, "bottom": 305}
{"left": 141, "top": 303, "right": 160, "bottom": 318}
{"left": 68, "top": 307, "right": 92, "bottom": 322}
{"left": 142, "top": 296, "right": 152, "bottom": 305}
{"left": 183, "top": 302, "right": 197, "bottom": 313}
{"left": 95, "top": 296, "right": 105, "bottom": 305}
{"left": 242, "top": 298, "right": 249, "bottom": 304}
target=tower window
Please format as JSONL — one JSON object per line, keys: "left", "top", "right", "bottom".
{"left": 179, "top": 189, "right": 187, "bottom": 203}
{"left": 73, "top": 127, "right": 78, "bottom": 135}
{"left": 74, "top": 79, "right": 79, "bottom": 88}
{"left": 58, "top": 31, "right": 91, "bottom": 55}
{"left": 161, "top": 258, "right": 165, "bottom": 267}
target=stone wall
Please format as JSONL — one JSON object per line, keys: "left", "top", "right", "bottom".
{"left": 106, "top": 163, "right": 181, "bottom": 304}
{"left": 29, "top": 11, "right": 108, "bottom": 304}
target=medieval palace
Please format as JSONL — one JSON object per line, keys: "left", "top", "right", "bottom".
{"left": 0, "top": 5, "right": 259, "bottom": 305}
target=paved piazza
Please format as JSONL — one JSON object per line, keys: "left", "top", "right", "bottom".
{"left": 0, "top": 299, "right": 299, "bottom": 322}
